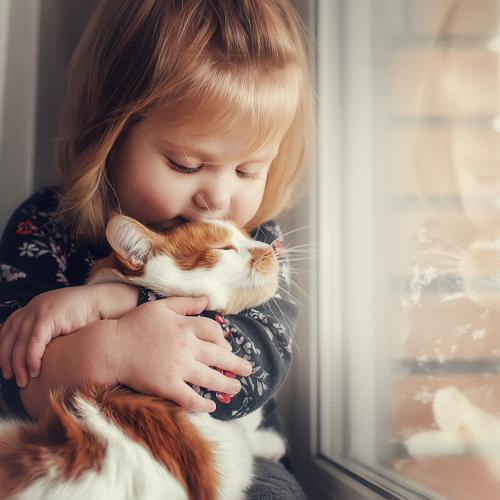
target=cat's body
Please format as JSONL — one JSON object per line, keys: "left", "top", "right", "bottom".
{"left": 405, "top": 386, "right": 500, "bottom": 482}
{"left": 0, "top": 216, "right": 286, "bottom": 500}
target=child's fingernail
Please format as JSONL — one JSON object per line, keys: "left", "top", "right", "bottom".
{"left": 208, "top": 401, "right": 216, "bottom": 412}
{"left": 17, "top": 378, "right": 26, "bottom": 388}
{"left": 230, "top": 381, "right": 241, "bottom": 394}
{"left": 30, "top": 370, "right": 38, "bottom": 378}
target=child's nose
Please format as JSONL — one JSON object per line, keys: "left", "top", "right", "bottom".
{"left": 193, "top": 191, "right": 230, "bottom": 214}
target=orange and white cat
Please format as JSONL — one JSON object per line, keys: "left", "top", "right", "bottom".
{"left": 0, "top": 215, "right": 286, "bottom": 500}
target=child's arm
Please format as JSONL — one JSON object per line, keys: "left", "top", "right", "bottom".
{"left": 0, "top": 282, "right": 138, "bottom": 387}
{"left": 18, "top": 296, "right": 252, "bottom": 421}
{"left": 17, "top": 318, "right": 120, "bottom": 420}
{"left": 0, "top": 187, "right": 116, "bottom": 415}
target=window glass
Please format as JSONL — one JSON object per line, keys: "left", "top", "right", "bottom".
{"left": 319, "top": 1, "right": 500, "bottom": 497}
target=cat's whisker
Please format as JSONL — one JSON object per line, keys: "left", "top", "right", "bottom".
{"left": 417, "top": 230, "right": 466, "bottom": 254}
{"left": 268, "top": 227, "right": 307, "bottom": 250}
{"left": 412, "top": 257, "right": 461, "bottom": 268}
{"left": 269, "top": 296, "right": 293, "bottom": 334}
{"left": 278, "top": 285, "right": 306, "bottom": 309}
{"left": 282, "top": 245, "right": 316, "bottom": 255}
{"left": 282, "top": 246, "right": 314, "bottom": 253}
{"left": 180, "top": 146, "right": 198, "bottom": 170}
{"left": 185, "top": 206, "right": 205, "bottom": 216}
{"left": 288, "top": 277, "right": 310, "bottom": 299}
{"left": 281, "top": 257, "right": 312, "bottom": 263}
{"left": 288, "top": 269, "right": 307, "bottom": 277}
{"left": 270, "top": 296, "right": 301, "bottom": 358}
{"left": 278, "top": 240, "right": 316, "bottom": 250}
{"left": 413, "top": 250, "right": 462, "bottom": 261}
{"left": 277, "top": 283, "right": 301, "bottom": 302}
{"left": 412, "top": 259, "right": 461, "bottom": 273}
{"left": 262, "top": 299, "right": 287, "bottom": 338}
{"left": 279, "top": 225, "right": 313, "bottom": 240}
{"left": 283, "top": 243, "right": 314, "bottom": 250}
{"left": 281, "top": 251, "right": 314, "bottom": 259}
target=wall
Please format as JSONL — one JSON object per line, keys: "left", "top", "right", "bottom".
{"left": 0, "top": 0, "right": 97, "bottom": 230}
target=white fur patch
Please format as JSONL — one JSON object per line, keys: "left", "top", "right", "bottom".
{"left": 12, "top": 397, "right": 188, "bottom": 500}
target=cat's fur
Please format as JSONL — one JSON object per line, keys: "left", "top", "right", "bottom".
{"left": 405, "top": 386, "right": 500, "bottom": 482}
{"left": 0, "top": 216, "right": 286, "bottom": 500}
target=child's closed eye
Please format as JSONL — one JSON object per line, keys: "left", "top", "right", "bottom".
{"left": 165, "top": 156, "right": 201, "bottom": 174}
{"left": 235, "top": 170, "right": 260, "bottom": 180}
{"left": 165, "top": 156, "right": 261, "bottom": 180}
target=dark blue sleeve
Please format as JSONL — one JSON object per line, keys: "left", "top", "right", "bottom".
{"left": 0, "top": 188, "right": 69, "bottom": 419}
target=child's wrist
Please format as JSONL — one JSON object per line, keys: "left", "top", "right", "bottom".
{"left": 92, "top": 282, "right": 138, "bottom": 319}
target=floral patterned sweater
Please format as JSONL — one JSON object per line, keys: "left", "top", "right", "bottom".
{"left": 0, "top": 187, "right": 298, "bottom": 433}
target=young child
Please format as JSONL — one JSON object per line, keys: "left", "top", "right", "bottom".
{"left": 0, "top": 0, "right": 313, "bottom": 497}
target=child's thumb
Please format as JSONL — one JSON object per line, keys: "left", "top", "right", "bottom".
{"left": 161, "top": 296, "right": 209, "bottom": 316}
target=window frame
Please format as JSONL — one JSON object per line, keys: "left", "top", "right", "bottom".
{"left": 290, "top": 1, "right": 442, "bottom": 498}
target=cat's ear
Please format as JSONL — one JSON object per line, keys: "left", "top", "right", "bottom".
{"left": 106, "top": 215, "right": 155, "bottom": 271}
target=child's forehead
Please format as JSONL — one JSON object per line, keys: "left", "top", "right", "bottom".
{"left": 143, "top": 116, "right": 283, "bottom": 164}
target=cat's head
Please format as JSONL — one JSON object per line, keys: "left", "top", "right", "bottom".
{"left": 90, "top": 215, "right": 280, "bottom": 314}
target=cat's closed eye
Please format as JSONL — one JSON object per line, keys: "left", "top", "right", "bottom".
{"left": 219, "top": 245, "right": 238, "bottom": 252}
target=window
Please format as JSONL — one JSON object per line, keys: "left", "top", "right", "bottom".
{"left": 290, "top": 1, "right": 500, "bottom": 498}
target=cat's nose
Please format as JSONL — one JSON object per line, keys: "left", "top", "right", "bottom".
{"left": 250, "top": 246, "right": 277, "bottom": 272}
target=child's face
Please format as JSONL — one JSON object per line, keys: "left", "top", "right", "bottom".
{"left": 109, "top": 117, "right": 282, "bottom": 230}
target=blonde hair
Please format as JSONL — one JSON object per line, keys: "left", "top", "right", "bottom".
{"left": 55, "top": 0, "right": 315, "bottom": 242}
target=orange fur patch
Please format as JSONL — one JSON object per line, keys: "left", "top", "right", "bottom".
{"left": 73, "top": 382, "right": 219, "bottom": 500}
{"left": 154, "top": 222, "right": 231, "bottom": 271}
{"left": 0, "top": 382, "right": 219, "bottom": 500}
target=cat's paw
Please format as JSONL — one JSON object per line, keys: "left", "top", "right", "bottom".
{"left": 251, "top": 430, "right": 286, "bottom": 462}
{"left": 405, "top": 430, "right": 466, "bottom": 457}
{"left": 433, "top": 387, "right": 468, "bottom": 432}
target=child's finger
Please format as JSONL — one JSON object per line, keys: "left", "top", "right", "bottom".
{"left": 11, "top": 316, "right": 37, "bottom": 387}
{"left": 169, "top": 382, "right": 217, "bottom": 413}
{"left": 0, "top": 316, "right": 24, "bottom": 379}
{"left": 0, "top": 325, "right": 15, "bottom": 378}
{"left": 196, "top": 342, "right": 253, "bottom": 377}
{"left": 12, "top": 340, "right": 30, "bottom": 388}
{"left": 26, "top": 340, "right": 46, "bottom": 378}
{"left": 160, "top": 296, "right": 209, "bottom": 316}
{"left": 25, "top": 323, "right": 53, "bottom": 378}
{"left": 193, "top": 317, "right": 231, "bottom": 350}
{"left": 188, "top": 362, "right": 241, "bottom": 395}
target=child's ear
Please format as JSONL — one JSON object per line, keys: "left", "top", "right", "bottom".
{"left": 106, "top": 215, "right": 155, "bottom": 270}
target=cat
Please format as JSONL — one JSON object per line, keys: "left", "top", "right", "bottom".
{"left": 0, "top": 215, "right": 286, "bottom": 500}
{"left": 405, "top": 386, "right": 500, "bottom": 482}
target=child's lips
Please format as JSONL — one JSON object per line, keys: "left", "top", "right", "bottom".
{"left": 190, "top": 212, "right": 229, "bottom": 222}
{"left": 151, "top": 212, "right": 229, "bottom": 232}
{"left": 151, "top": 217, "right": 189, "bottom": 232}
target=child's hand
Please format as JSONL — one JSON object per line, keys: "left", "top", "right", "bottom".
{"left": 0, "top": 283, "right": 136, "bottom": 387}
{"left": 112, "top": 296, "right": 253, "bottom": 413}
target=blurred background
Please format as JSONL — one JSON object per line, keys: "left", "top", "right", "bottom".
{"left": 3, "top": 1, "right": 500, "bottom": 499}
